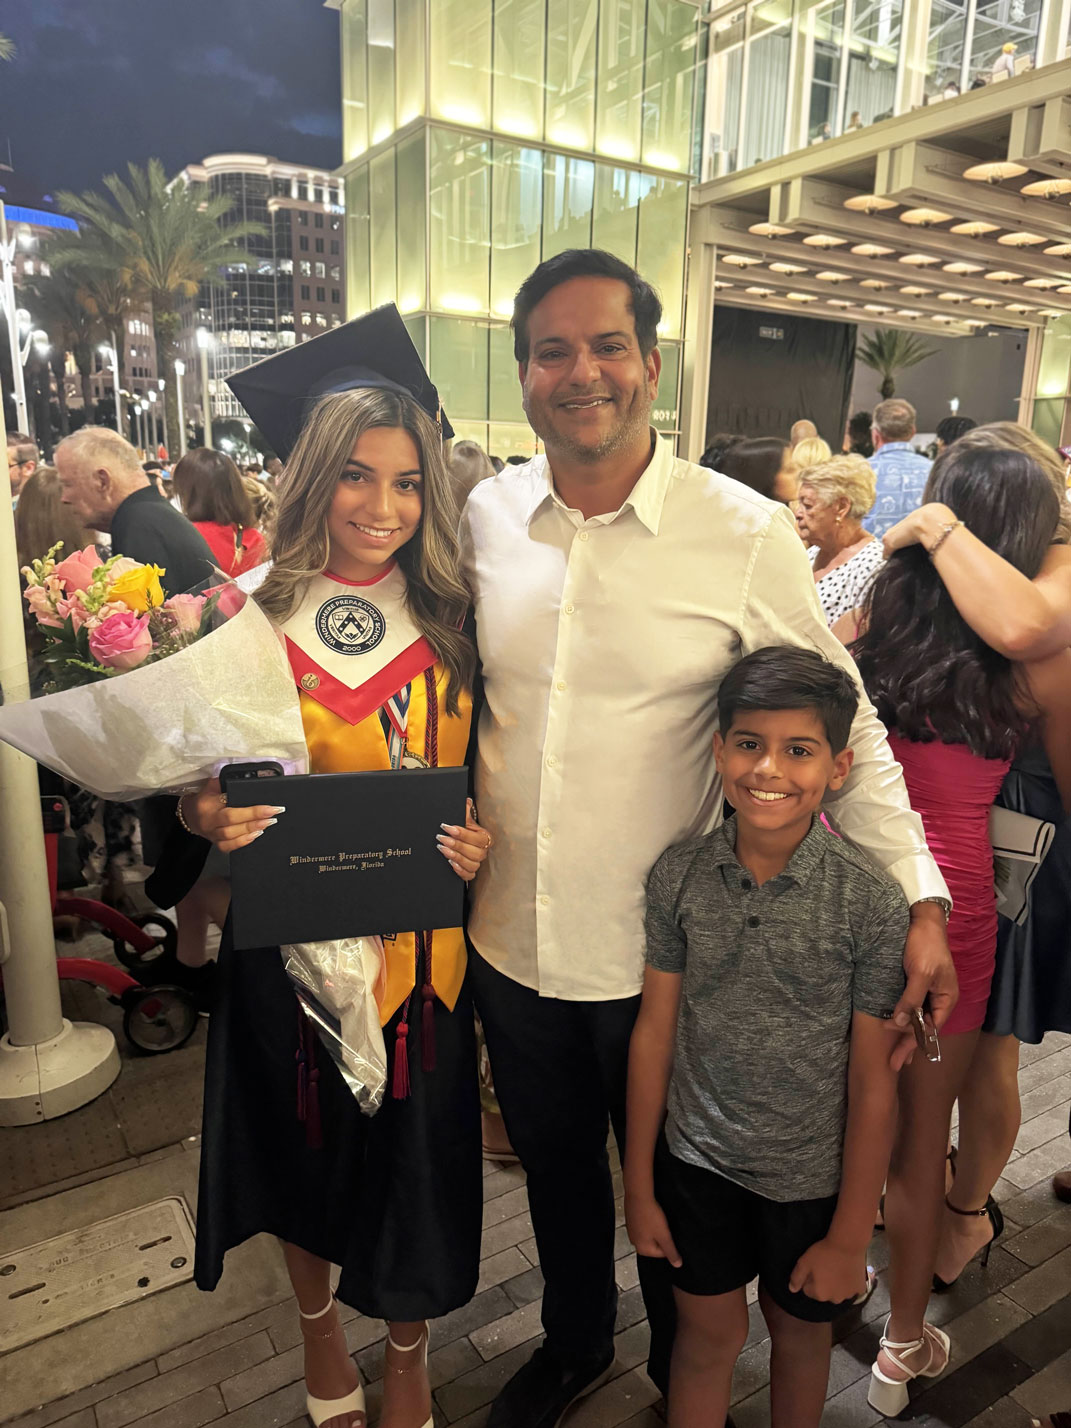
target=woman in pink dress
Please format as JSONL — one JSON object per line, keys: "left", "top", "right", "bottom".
{"left": 852, "top": 445, "right": 1070, "bottom": 1415}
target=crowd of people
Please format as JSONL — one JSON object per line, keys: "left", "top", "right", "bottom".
{"left": 6, "top": 247, "right": 1071, "bottom": 1428}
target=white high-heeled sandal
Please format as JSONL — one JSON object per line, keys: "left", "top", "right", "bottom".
{"left": 384, "top": 1322, "right": 433, "bottom": 1428}
{"left": 300, "top": 1298, "right": 366, "bottom": 1428}
{"left": 867, "top": 1318, "right": 950, "bottom": 1416}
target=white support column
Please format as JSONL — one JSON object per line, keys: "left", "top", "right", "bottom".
{"left": 1017, "top": 324, "right": 1044, "bottom": 429}
{"left": 679, "top": 235, "right": 717, "bottom": 463}
{"left": 1038, "top": 0, "right": 1071, "bottom": 64}
{"left": 897, "top": 0, "right": 934, "bottom": 114}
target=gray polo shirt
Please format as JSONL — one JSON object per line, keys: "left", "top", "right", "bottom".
{"left": 646, "top": 814, "right": 909, "bottom": 1202}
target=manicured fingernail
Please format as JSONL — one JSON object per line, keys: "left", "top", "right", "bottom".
{"left": 441, "top": 823, "right": 459, "bottom": 834}
{"left": 271, "top": 805, "right": 286, "bottom": 814}
{"left": 893, "top": 1011, "right": 910, "bottom": 1027}
{"left": 264, "top": 818, "right": 278, "bottom": 827}
{"left": 249, "top": 830, "right": 264, "bottom": 840}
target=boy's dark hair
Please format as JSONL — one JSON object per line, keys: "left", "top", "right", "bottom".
{"left": 935, "top": 415, "right": 977, "bottom": 446}
{"left": 511, "top": 249, "right": 662, "bottom": 363}
{"left": 718, "top": 647, "right": 859, "bottom": 754}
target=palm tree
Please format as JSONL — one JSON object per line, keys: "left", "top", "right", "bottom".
{"left": 29, "top": 267, "right": 102, "bottom": 431}
{"left": 0, "top": 34, "right": 15, "bottom": 61}
{"left": 857, "top": 328, "right": 938, "bottom": 400}
{"left": 55, "top": 160, "right": 263, "bottom": 452}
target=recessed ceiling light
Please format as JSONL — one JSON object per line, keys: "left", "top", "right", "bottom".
{"left": 1021, "top": 178, "right": 1071, "bottom": 199}
{"left": 899, "top": 254, "right": 941, "bottom": 266}
{"left": 896, "top": 309, "right": 922, "bottom": 318}
{"left": 951, "top": 220, "right": 999, "bottom": 236}
{"left": 1004, "top": 303, "right": 1036, "bottom": 313}
{"left": 843, "top": 194, "right": 898, "bottom": 214}
{"left": 786, "top": 291, "right": 819, "bottom": 301}
{"left": 943, "top": 261, "right": 985, "bottom": 274}
{"left": 963, "top": 318, "right": 988, "bottom": 327}
{"left": 826, "top": 299, "right": 853, "bottom": 308}
{"left": 860, "top": 278, "right": 892, "bottom": 289}
{"left": 1058, "top": 285, "right": 1071, "bottom": 295}
{"left": 963, "top": 160, "right": 1029, "bottom": 183}
{"left": 1043, "top": 242, "right": 1071, "bottom": 257}
{"left": 745, "top": 286, "right": 776, "bottom": 296}
{"left": 937, "top": 292, "right": 968, "bottom": 302}
{"left": 931, "top": 314, "right": 957, "bottom": 324}
{"left": 815, "top": 271, "right": 852, "bottom": 282}
{"left": 863, "top": 304, "right": 893, "bottom": 313}
{"left": 712, "top": 280, "right": 734, "bottom": 290}
{"left": 1037, "top": 309, "right": 1064, "bottom": 318}
{"left": 985, "top": 270, "right": 1023, "bottom": 282}
{"left": 722, "top": 253, "right": 763, "bottom": 267}
{"left": 769, "top": 262, "right": 808, "bottom": 274}
{"left": 1023, "top": 277, "right": 1063, "bottom": 289}
{"left": 970, "top": 297, "right": 1000, "bottom": 307}
{"left": 997, "top": 232, "right": 1047, "bottom": 247}
{"left": 802, "top": 234, "right": 847, "bottom": 248}
{"left": 851, "top": 243, "right": 896, "bottom": 257}
{"left": 900, "top": 207, "right": 954, "bottom": 226}
{"left": 748, "top": 222, "right": 796, "bottom": 237}
{"left": 900, "top": 286, "right": 934, "bottom": 296}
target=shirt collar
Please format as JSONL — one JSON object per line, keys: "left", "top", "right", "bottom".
{"left": 713, "top": 812, "right": 828, "bottom": 887}
{"left": 523, "top": 429, "right": 674, "bottom": 535}
{"left": 876, "top": 441, "right": 914, "bottom": 454}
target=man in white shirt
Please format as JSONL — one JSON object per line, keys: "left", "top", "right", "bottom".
{"left": 459, "top": 249, "right": 956, "bottom": 1428}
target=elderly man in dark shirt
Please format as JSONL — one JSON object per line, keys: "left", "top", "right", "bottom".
{"left": 55, "top": 426, "right": 214, "bottom": 592}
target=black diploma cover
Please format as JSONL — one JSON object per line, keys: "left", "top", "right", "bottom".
{"left": 224, "top": 766, "right": 468, "bottom": 951}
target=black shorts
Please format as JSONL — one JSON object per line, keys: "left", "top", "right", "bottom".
{"left": 654, "top": 1135, "right": 853, "bottom": 1323}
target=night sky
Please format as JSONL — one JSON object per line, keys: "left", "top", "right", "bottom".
{"left": 1, "top": 0, "right": 342, "bottom": 198}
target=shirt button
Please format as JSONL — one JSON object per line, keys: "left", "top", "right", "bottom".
{"left": 556, "top": 680, "right": 567, "bottom": 692}
{"left": 578, "top": 531, "right": 590, "bottom": 542}
{"left": 540, "top": 895, "right": 550, "bottom": 906}
{"left": 747, "top": 915, "right": 760, "bottom": 928}
{"left": 547, "top": 755, "right": 558, "bottom": 768}
{"left": 542, "top": 826, "right": 552, "bottom": 839}
{"left": 740, "top": 878, "right": 751, "bottom": 891}
{"left": 563, "top": 602, "right": 575, "bottom": 615}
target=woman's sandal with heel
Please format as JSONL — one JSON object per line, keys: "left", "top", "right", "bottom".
{"left": 385, "top": 1322, "right": 433, "bottom": 1428}
{"left": 300, "top": 1298, "right": 366, "bottom": 1428}
{"left": 868, "top": 1319, "right": 950, "bottom": 1417}
{"left": 933, "top": 1194, "right": 1004, "bottom": 1292}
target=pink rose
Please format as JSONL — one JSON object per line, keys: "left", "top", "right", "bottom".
{"left": 52, "top": 544, "right": 103, "bottom": 594}
{"left": 88, "top": 610, "right": 154, "bottom": 673}
{"left": 163, "top": 592, "right": 206, "bottom": 638}
{"left": 24, "top": 579, "right": 64, "bottom": 628}
{"left": 204, "top": 582, "right": 246, "bottom": 621}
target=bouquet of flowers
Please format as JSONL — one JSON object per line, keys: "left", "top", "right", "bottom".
{"left": 0, "top": 542, "right": 307, "bottom": 799}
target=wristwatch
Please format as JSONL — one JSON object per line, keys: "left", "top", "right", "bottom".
{"left": 913, "top": 895, "right": 951, "bottom": 922}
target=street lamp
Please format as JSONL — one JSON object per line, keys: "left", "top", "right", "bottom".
{"left": 0, "top": 202, "right": 31, "bottom": 433}
{"left": 196, "top": 327, "right": 213, "bottom": 448}
{"left": 98, "top": 343, "right": 122, "bottom": 435}
{"left": 134, "top": 400, "right": 145, "bottom": 453}
{"left": 157, "top": 376, "right": 169, "bottom": 456}
{"left": 147, "top": 389, "right": 158, "bottom": 454}
{"left": 174, "top": 358, "right": 187, "bottom": 458}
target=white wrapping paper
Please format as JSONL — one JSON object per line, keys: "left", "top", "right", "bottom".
{"left": 0, "top": 594, "right": 308, "bottom": 799}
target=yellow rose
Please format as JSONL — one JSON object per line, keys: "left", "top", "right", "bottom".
{"left": 108, "top": 564, "right": 166, "bottom": 613}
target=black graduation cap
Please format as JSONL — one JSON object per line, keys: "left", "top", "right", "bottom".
{"left": 226, "top": 303, "right": 452, "bottom": 461}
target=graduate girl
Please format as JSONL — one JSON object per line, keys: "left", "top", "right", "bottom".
{"left": 149, "top": 308, "right": 489, "bottom": 1428}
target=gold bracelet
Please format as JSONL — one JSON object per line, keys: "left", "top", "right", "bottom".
{"left": 175, "top": 795, "right": 195, "bottom": 836}
{"left": 928, "top": 519, "right": 963, "bottom": 560}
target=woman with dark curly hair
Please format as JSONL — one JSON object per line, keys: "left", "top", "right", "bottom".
{"left": 852, "top": 445, "right": 1071, "bottom": 1414}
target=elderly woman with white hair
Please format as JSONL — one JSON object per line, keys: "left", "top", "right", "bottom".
{"left": 795, "top": 453, "right": 883, "bottom": 633}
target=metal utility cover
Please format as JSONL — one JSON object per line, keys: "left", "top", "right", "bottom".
{"left": 0, "top": 1197, "right": 196, "bottom": 1352}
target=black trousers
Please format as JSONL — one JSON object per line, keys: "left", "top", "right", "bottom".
{"left": 470, "top": 950, "right": 676, "bottom": 1394}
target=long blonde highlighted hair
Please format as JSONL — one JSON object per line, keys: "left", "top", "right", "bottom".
{"left": 953, "top": 421, "right": 1071, "bottom": 544}
{"left": 257, "top": 388, "right": 475, "bottom": 715}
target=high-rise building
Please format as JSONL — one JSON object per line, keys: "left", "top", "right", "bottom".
{"left": 173, "top": 154, "right": 347, "bottom": 424}
{"left": 327, "top": 0, "right": 701, "bottom": 457}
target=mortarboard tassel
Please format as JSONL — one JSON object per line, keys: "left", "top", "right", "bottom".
{"left": 392, "top": 1001, "right": 412, "bottom": 1100}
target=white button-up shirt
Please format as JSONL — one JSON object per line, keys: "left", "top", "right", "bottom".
{"left": 459, "top": 432, "right": 949, "bottom": 1001}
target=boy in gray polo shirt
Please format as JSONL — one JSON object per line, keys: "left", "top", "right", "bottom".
{"left": 624, "top": 646, "right": 907, "bottom": 1426}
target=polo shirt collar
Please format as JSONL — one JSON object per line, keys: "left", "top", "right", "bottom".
{"left": 524, "top": 429, "right": 673, "bottom": 535}
{"left": 877, "top": 441, "right": 913, "bottom": 454}
{"left": 715, "top": 812, "right": 828, "bottom": 887}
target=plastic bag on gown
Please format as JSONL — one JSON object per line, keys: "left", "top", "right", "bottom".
{"left": 281, "top": 936, "right": 387, "bottom": 1115}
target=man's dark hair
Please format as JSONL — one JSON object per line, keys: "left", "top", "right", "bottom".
{"left": 935, "top": 415, "right": 977, "bottom": 447}
{"left": 718, "top": 646, "right": 859, "bottom": 754}
{"left": 511, "top": 248, "right": 662, "bottom": 363}
{"left": 847, "top": 411, "right": 874, "bottom": 458}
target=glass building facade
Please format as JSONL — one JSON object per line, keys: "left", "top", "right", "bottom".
{"left": 702, "top": 0, "right": 1061, "bottom": 179}
{"left": 336, "top": 0, "right": 700, "bottom": 455}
